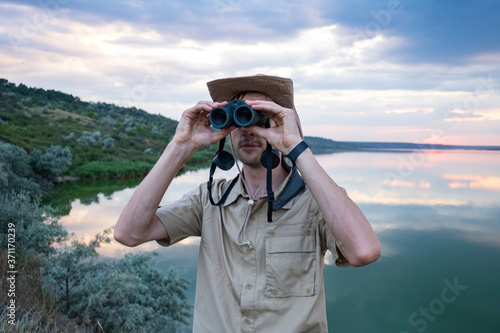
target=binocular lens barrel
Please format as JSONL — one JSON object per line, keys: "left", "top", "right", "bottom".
{"left": 209, "top": 107, "right": 233, "bottom": 129}
{"left": 234, "top": 105, "right": 259, "bottom": 127}
{"left": 209, "top": 100, "right": 268, "bottom": 129}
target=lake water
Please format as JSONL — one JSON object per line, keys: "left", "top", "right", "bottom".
{"left": 50, "top": 150, "right": 500, "bottom": 333}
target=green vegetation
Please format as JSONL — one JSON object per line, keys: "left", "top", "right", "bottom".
{"left": 72, "top": 160, "right": 152, "bottom": 180}
{"left": 0, "top": 78, "right": 215, "bottom": 181}
{"left": 0, "top": 141, "right": 191, "bottom": 332}
{"left": 0, "top": 78, "right": 196, "bottom": 331}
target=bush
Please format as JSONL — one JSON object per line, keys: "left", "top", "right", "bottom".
{"left": 0, "top": 191, "right": 68, "bottom": 258}
{"left": 30, "top": 145, "right": 72, "bottom": 182}
{"left": 0, "top": 142, "right": 40, "bottom": 196}
{"left": 76, "top": 131, "right": 100, "bottom": 147}
{"left": 73, "top": 160, "right": 152, "bottom": 180}
{"left": 101, "top": 134, "right": 115, "bottom": 149}
{"left": 42, "top": 230, "right": 191, "bottom": 332}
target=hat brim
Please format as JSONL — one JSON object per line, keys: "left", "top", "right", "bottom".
{"left": 207, "top": 75, "right": 296, "bottom": 110}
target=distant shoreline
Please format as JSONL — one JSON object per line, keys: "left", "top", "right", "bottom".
{"left": 305, "top": 136, "right": 500, "bottom": 153}
{"left": 346, "top": 141, "right": 500, "bottom": 151}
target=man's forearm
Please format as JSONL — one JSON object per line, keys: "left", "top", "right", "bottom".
{"left": 295, "top": 148, "right": 381, "bottom": 267}
{"left": 114, "top": 141, "right": 196, "bottom": 246}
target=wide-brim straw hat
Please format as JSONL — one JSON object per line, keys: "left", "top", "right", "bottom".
{"left": 207, "top": 74, "right": 303, "bottom": 138}
{"left": 207, "top": 74, "right": 295, "bottom": 110}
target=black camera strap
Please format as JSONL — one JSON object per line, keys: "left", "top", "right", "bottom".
{"left": 207, "top": 132, "right": 305, "bottom": 222}
{"left": 265, "top": 141, "right": 275, "bottom": 222}
{"left": 207, "top": 137, "right": 239, "bottom": 206}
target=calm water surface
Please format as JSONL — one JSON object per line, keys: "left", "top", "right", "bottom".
{"left": 52, "top": 150, "right": 500, "bottom": 333}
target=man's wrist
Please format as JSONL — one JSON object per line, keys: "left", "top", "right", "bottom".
{"left": 167, "top": 139, "right": 198, "bottom": 161}
{"left": 283, "top": 141, "right": 310, "bottom": 168}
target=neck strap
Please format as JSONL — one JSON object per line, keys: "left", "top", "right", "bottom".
{"left": 207, "top": 134, "right": 303, "bottom": 221}
{"left": 207, "top": 137, "right": 239, "bottom": 206}
{"left": 265, "top": 142, "right": 275, "bottom": 222}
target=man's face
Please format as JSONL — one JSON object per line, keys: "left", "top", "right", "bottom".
{"left": 230, "top": 92, "right": 272, "bottom": 168}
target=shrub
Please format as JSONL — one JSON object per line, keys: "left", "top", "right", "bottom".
{"left": 76, "top": 131, "right": 101, "bottom": 147}
{"left": 0, "top": 142, "right": 40, "bottom": 196}
{"left": 30, "top": 145, "right": 72, "bottom": 182}
{"left": 101, "top": 134, "right": 115, "bottom": 149}
{"left": 73, "top": 160, "right": 152, "bottom": 180}
{"left": 0, "top": 192, "right": 68, "bottom": 258}
{"left": 42, "top": 230, "right": 191, "bottom": 332}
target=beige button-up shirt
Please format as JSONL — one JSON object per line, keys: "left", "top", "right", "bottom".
{"left": 156, "top": 172, "right": 349, "bottom": 332}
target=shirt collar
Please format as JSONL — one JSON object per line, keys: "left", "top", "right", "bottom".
{"left": 223, "top": 169, "right": 293, "bottom": 208}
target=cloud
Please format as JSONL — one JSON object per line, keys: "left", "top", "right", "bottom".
{"left": 326, "top": 0, "right": 500, "bottom": 65}
{"left": 4, "top": 0, "right": 500, "bottom": 65}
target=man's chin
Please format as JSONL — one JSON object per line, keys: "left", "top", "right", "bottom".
{"left": 236, "top": 151, "right": 263, "bottom": 167}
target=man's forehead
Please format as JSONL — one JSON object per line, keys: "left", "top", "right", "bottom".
{"left": 240, "top": 92, "right": 273, "bottom": 101}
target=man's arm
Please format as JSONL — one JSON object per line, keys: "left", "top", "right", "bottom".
{"left": 246, "top": 99, "right": 381, "bottom": 267}
{"left": 114, "top": 101, "right": 233, "bottom": 247}
{"left": 294, "top": 149, "right": 381, "bottom": 267}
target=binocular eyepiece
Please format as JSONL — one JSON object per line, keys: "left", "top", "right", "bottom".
{"left": 209, "top": 100, "right": 269, "bottom": 129}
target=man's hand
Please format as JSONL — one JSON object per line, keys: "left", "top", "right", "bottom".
{"left": 244, "top": 100, "right": 303, "bottom": 155}
{"left": 244, "top": 101, "right": 381, "bottom": 267}
{"left": 172, "top": 101, "right": 235, "bottom": 153}
{"left": 115, "top": 100, "right": 235, "bottom": 247}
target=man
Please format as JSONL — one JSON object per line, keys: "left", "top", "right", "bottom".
{"left": 114, "top": 75, "right": 381, "bottom": 332}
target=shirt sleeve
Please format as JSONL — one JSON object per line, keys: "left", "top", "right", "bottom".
{"left": 155, "top": 183, "right": 205, "bottom": 247}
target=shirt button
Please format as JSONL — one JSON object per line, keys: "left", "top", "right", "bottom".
{"left": 306, "top": 288, "right": 312, "bottom": 294}
{"left": 245, "top": 283, "right": 253, "bottom": 290}
{"left": 271, "top": 289, "right": 278, "bottom": 296}
{"left": 269, "top": 230, "right": 276, "bottom": 237}
{"left": 304, "top": 229, "right": 312, "bottom": 236}
{"left": 246, "top": 247, "right": 253, "bottom": 254}
{"left": 244, "top": 318, "right": 251, "bottom": 325}
{"left": 249, "top": 216, "right": 255, "bottom": 221}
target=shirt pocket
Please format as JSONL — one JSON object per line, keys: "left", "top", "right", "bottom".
{"left": 264, "top": 227, "right": 317, "bottom": 298}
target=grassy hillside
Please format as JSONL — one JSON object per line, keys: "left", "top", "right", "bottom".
{"left": 0, "top": 78, "right": 371, "bottom": 181}
{"left": 0, "top": 78, "right": 214, "bottom": 179}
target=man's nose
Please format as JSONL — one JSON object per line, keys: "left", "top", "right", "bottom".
{"left": 240, "top": 127, "right": 254, "bottom": 136}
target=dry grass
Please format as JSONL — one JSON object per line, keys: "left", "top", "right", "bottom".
{"left": 43, "top": 109, "right": 94, "bottom": 124}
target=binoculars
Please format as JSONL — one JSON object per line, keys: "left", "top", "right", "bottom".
{"left": 209, "top": 100, "right": 269, "bottom": 129}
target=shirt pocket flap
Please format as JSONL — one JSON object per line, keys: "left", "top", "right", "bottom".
{"left": 266, "top": 234, "right": 315, "bottom": 253}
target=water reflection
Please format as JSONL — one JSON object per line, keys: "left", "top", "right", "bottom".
{"left": 443, "top": 174, "right": 500, "bottom": 190}
{"left": 52, "top": 150, "right": 500, "bottom": 332}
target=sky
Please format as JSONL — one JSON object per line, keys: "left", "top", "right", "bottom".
{"left": 1, "top": 0, "right": 499, "bottom": 145}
